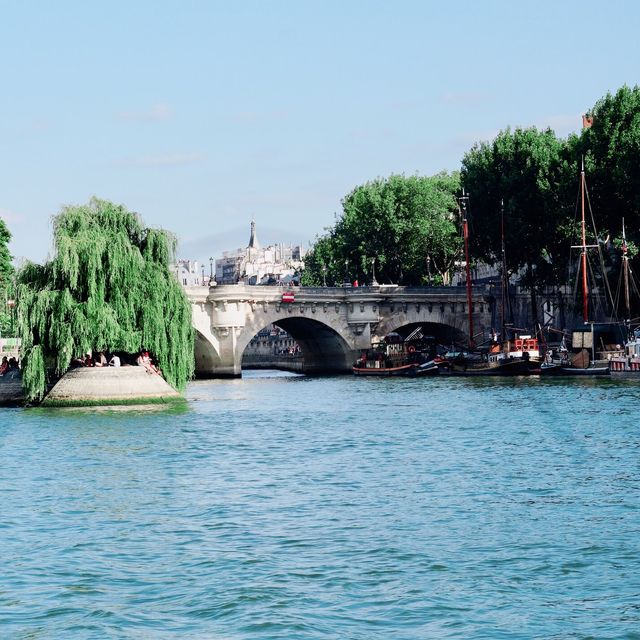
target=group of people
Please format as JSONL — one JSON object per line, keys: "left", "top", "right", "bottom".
{"left": 73, "top": 352, "right": 119, "bottom": 368}
{"left": 0, "top": 356, "right": 19, "bottom": 376}
{"left": 72, "top": 350, "right": 159, "bottom": 372}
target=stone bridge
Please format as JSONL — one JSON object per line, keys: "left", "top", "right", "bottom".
{"left": 186, "top": 284, "right": 494, "bottom": 376}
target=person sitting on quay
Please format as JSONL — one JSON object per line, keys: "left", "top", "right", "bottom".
{"left": 144, "top": 350, "right": 161, "bottom": 374}
{"left": 109, "top": 353, "right": 121, "bottom": 367}
{"left": 71, "top": 354, "right": 87, "bottom": 367}
{"left": 0, "top": 356, "right": 8, "bottom": 376}
{"left": 136, "top": 350, "right": 155, "bottom": 374}
{"left": 93, "top": 351, "right": 107, "bottom": 367}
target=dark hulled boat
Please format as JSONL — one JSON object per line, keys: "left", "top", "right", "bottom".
{"left": 352, "top": 331, "right": 440, "bottom": 377}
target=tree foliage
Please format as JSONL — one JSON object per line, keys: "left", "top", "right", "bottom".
{"left": 0, "top": 217, "right": 15, "bottom": 336}
{"left": 16, "top": 198, "right": 194, "bottom": 402}
{"left": 580, "top": 84, "right": 640, "bottom": 248}
{"left": 461, "top": 127, "right": 575, "bottom": 290}
{"left": 302, "top": 173, "right": 462, "bottom": 286}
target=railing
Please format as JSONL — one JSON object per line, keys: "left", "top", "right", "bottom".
{"left": 203, "top": 284, "right": 489, "bottom": 296}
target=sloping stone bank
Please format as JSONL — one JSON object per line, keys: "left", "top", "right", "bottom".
{"left": 0, "top": 370, "right": 24, "bottom": 407}
{"left": 42, "top": 366, "right": 183, "bottom": 407}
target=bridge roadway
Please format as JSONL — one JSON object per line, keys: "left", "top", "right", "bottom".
{"left": 186, "top": 283, "right": 494, "bottom": 376}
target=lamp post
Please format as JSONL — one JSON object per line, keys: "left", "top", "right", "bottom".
{"left": 6, "top": 299, "right": 15, "bottom": 336}
{"left": 209, "top": 257, "right": 214, "bottom": 283}
{"left": 426, "top": 255, "right": 432, "bottom": 286}
{"left": 370, "top": 257, "right": 378, "bottom": 286}
{"left": 321, "top": 264, "right": 327, "bottom": 287}
{"left": 201, "top": 266, "right": 205, "bottom": 286}
{"left": 344, "top": 258, "right": 349, "bottom": 285}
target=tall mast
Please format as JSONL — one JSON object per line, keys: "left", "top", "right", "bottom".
{"left": 500, "top": 199, "right": 507, "bottom": 341}
{"left": 622, "top": 217, "right": 630, "bottom": 320}
{"left": 580, "top": 157, "right": 589, "bottom": 322}
{"left": 460, "top": 191, "right": 474, "bottom": 348}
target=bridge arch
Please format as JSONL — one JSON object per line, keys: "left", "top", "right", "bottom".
{"left": 194, "top": 328, "right": 225, "bottom": 376}
{"left": 238, "top": 316, "right": 354, "bottom": 374}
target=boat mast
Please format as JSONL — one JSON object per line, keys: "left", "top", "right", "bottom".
{"left": 622, "top": 217, "right": 631, "bottom": 321}
{"left": 460, "top": 191, "right": 474, "bottom": 348}
{"left": 501, "top": 199, "right": 507, "bottom": 342}
{"left": 580, "top": 156, "right": 589, "bottom": 322}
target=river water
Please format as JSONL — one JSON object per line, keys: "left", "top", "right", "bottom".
{"left": 1, "top": 371, "right": 639, "bottom": 639}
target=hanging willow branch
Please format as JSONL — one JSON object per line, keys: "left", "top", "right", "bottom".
{"left": 16, "top": 198, "right": 194, "bottom": 402}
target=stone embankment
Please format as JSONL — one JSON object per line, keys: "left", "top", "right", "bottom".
{"left": 42, "top": 366, "right": 182, "bottom": 407}
{"left": 241, "top": 353, "right": 304, "bottom": 373}
{"left": 0, "top": 370, "right": 24, "bottom": 406}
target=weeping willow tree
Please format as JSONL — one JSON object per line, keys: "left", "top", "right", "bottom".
{"left": 16, "top": 198, "right": 194, "bottom": 402}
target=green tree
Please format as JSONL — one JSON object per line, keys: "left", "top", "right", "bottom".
{"left": 302, "top": 173, "right": 462, "bottom": 287}
{"left": 16, "top": 198, "right": 194, "bottom": 402}
{"left": 461, "top": 127, "right": 573, "bottom": 321}
{"left": 0, "top": 217, "right": 15, "bottom": 336}
{"left": 580, "top": 85, "right": 640, "bottom": 236}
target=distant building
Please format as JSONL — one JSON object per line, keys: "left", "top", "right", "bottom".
{"left": 174, "top": 259, "right": 204, "bottom": 287}
{"left": 215, "top": 220, "right": 305, "bottom": 285}
{"left": 244, "top": 325, "right": 300, "bottom": 356}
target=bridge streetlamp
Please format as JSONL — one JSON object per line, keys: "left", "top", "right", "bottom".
{"left": 209, "top": 257, "right": 214, "bottom": 283}
{"left": 370, "top": 257, "right": 378, "bottom": 286}
{"left": 201, "top": 266, "right": 205, "bottom": 285}
{"left": 6, "top": 299, "right": 15, "bottom": 336}
{"left": 426, "top": 255, "right": 432, "bottom": 286}
{"left": 344, "top": 259, "right": 349, "bottom": 285}
{"left": 321, "top": 264, "right": 327, "bottom": 287}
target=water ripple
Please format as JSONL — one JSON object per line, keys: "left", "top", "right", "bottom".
{"left": 1, "top": 373, "right": 639, "bottom": 638}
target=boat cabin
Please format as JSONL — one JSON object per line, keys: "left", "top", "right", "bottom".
{"left": 506, "top": 335, "right": 540, "bottom": 359}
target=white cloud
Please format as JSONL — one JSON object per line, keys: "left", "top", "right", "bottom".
{"left": 117, "top": 103, "right": 173, "bottom": 122}
{"left": 118, "top": 152, "right": 206, "bottom": 168}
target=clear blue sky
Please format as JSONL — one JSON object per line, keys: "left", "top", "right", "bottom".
{"left": 2, "top": 0, "right": 638, "bottom": 265}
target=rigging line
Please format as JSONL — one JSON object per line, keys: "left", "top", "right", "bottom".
{"left": 627, "top": 258, "right": 640, "bottom": 301}
{"left": 586, "top": 250, "right": 610, "bottom": 321}
{"left": 569, "top": 242, "right": 582, "bottom": 308}
{"left": 583, "top": 179, "right": 616, "bottom": 317}
{"left": 613, "top": 262, "right": 623, "bottom": 317}
{"left": 571, "top": 248, "right": 581, "bottom": 309}
{"left": 563, "top": 182, "right": 582, "bottom": 294}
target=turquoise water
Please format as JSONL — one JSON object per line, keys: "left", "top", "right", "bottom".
{"left": 1, "top": 372, "right": 640, "bottom": 639}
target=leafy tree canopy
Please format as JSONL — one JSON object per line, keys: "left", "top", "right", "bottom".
{"left": 580, "top": 84, "right": 640, "bottom": 246}
{"left": 16, "top": 198, "right": 194, "bottom": 402}
{"left": 0, "top": 217, "right": 15, "bottom": 336}
{"left": 302, "top": 173, "right": 462, "bottom": 286}
{"left": 461, "top": 127, "right": 574, "bottom": 289}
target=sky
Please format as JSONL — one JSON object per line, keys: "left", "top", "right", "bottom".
{"left": 1, "top": 0, "right": 639, "bottom": 266}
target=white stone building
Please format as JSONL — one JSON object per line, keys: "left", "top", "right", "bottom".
{"left": 215, "top": 220, "right": 305, "bottom": 285}
{"left": 174, "top": 259, "right": 205, "bottom": 287}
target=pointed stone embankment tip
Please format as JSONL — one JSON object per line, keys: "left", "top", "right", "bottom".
{"left": 41, "top": 366, "right": 184, "bottom": 407}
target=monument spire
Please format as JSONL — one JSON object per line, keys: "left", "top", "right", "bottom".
{"left": 248, "top": 218, "right": 260, "bottom": 249}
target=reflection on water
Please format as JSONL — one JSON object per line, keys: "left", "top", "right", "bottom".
{"left": 1, "top": 372, "right": 639, "bottom": 638}
{"left": 241, "top": 368, "right": 304, "bottom": 378}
